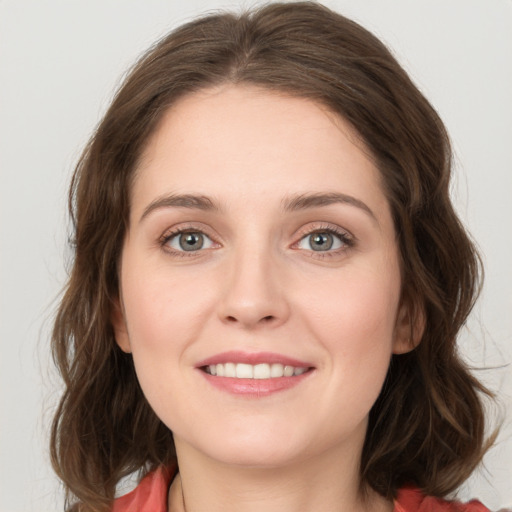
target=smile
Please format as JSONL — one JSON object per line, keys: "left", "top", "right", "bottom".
{"left": 203, "top": 362, "right": 310, "bottom": 379}
{"left": 197, "top": 351, "right": 315, "bottom": 396}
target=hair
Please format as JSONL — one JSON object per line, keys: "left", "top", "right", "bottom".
{"left": 50, "top": 2, "right": 492, "bottom": 511}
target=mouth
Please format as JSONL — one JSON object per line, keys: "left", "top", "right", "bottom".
{"left": 196, "top": 351, "right": 315, "bottom": 396}
{"left": 202, "top": 362, "right": 311, "bottom": 379}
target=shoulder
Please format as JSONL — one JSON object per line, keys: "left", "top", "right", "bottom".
{"left": 111, "top": 466, "right": 174, "bottom": 512}
{"left": 394, "top": 487, "right": 490, "bottom": 512}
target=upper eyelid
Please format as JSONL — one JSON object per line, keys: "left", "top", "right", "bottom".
{"left": 163, "top": 229, "right": 213, "bottom": 242}
{"left": 293, "top": 222, "right": 354, "bottom": 240}
{"left": 160, "top": 222, "right": 219, "bottom": 241}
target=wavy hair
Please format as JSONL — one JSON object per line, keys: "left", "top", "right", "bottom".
{"left": 50, "top": 2, "right": 492, "bottom": 510}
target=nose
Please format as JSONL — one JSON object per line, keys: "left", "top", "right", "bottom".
{"left": 217, "top": 247, "right": 290, "bottom": 330}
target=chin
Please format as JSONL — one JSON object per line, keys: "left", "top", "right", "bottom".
{"left": 209, "top": 445, "right": 304, "bottom": 469}
{"left": 178, "top": 425, "right": 308, "bottom": 468}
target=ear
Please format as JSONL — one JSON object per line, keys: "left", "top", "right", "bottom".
{"left": 111, "top": 297, "right": 132, "bottom": 353}
{"left": 392, "top": 297, "right": 425, "bottom": 355}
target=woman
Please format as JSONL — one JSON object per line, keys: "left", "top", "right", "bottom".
{"left": 50, "top": 2, "right": 497, "bottom": 511}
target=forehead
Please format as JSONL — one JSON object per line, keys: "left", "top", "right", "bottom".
{"left": 132, "top": 84, "right": 388, "bottom": 217}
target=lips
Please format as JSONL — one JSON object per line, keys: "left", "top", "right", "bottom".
{"left": 196, "top": 351, "right": 314, "bottom": 396}
{"left": 196, "top": 350, "right": 313, "bottom": 368}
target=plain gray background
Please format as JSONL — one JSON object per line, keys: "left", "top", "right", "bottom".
{"left": 1, "top": 1, "right": 511, "bottom": 510}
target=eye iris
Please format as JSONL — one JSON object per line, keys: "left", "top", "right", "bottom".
{"left": 179, "top": 232, "right": 204, "bottom": 251}
{"left": 310, "top": 232, "right": 333, "bottom": 251}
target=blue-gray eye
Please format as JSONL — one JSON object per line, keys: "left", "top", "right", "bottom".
{"left": 298, "top": 231, "right": 345, "bottom": 251}
{"left": 167, "top": 231, "right": 214, "bottom": 252}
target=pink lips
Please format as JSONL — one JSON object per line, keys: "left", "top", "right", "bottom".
{"left": 196, "top": 351, "right": 312, "bottom": 368}
{"left": 196, "top": 351, "right": 314, "bottom": 397}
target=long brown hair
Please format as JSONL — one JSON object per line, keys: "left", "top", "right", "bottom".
{"left": 50, "top": 2, "right": 492, "bottom": 510}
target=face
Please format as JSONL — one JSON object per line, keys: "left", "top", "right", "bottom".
{"left": 113, "top": 85, "right": 413, "bottom": 469}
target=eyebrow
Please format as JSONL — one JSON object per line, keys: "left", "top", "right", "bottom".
{"left": 140, "top": 193, "right": 218, "bottom": 222}
{"left": 140, "top": 191, "right": 377, "bottom": 223}
{"left": 282, "top": 192, "right": 377, "bottom": 222}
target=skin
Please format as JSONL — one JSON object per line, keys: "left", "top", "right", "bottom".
{"left": 112, "top": 85, "right": 416, "bottom": 512}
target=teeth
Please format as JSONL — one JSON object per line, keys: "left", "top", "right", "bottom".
{"left": 283, "top": 365, "right": 294, "bottom": 377}
{"left": 270, "top": 363, "right": 284, "bottom": 377}
{"left": 236, "top": 363, "right": 253, "bottom": 378}
{"left": 225, "top": 362, "right": 236, "bottom": 378}
{"left": 254, "top": 363, "right": 270, "bottom": 379}
{"left": 206, "top": 362, "right": 309, "bottom": 379}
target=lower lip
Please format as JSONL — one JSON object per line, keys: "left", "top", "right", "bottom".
{"left": 199, "top": 370, "right": 313, "bottom": 397}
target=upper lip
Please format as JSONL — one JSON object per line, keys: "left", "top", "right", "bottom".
{"left": 196, "top": 351, "right": 313, "bottom": 368}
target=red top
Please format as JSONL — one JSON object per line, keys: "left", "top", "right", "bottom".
{"left": 394, "top": 487, "right": 489, "bottom": 512}
{"left": 112, "top": 466, "right": 490, "bottom": 512}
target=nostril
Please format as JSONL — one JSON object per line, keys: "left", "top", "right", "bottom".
{"left": 224, "top": 315, "right": 275, "bottom": 324}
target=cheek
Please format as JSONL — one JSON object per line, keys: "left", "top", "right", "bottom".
{"left": 309, "top": 269, "right": 400, "bottom": 344}
{"left": 121, "top": 259, "right": 213, "bottom": 351}
{"left": 305, "top": 264, "right": 401, "bottom": 389}
{"left": 119, "top": 266, "right": 202, "bottom": 416}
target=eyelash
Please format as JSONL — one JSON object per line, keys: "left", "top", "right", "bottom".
{"left": 159, "top": 223, "right": 354, "bottom": 258}
{"left": 292, "top": 224, "right": 354, "bottom": 259}
{"left": 159, "top": 225, "right": 217, "bottom": 258}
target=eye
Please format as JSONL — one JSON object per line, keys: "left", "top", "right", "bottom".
{"left": 296, "top": 230, "right": 349, "bottom": 252}
{"left": 165, "top": 231, "right": 215, "bottom": 252}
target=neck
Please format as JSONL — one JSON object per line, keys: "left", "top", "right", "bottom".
{"left": 169, "top": 440, "right": 393, "bottom": 512}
